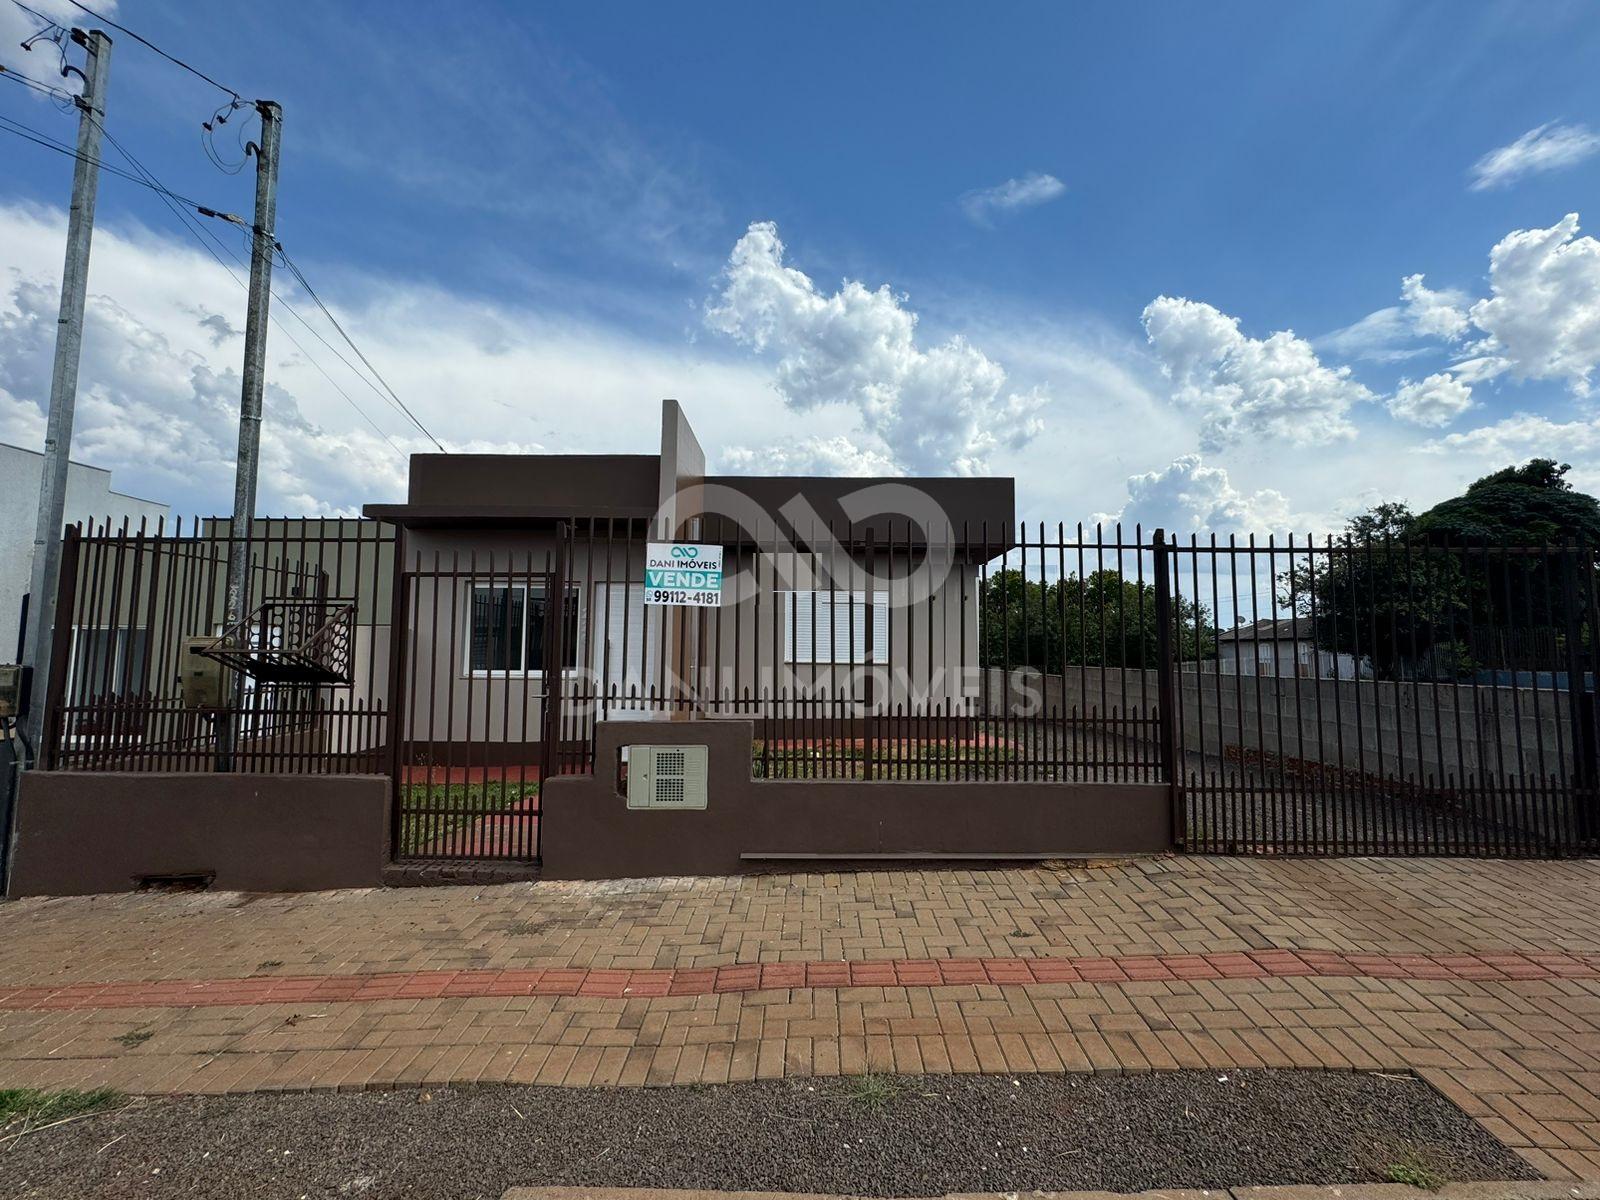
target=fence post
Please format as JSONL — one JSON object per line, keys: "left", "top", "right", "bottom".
{"left": 539, "top": 522, "right": 571, "bottom": 783}
{"left": 862, "top": 527, "right": 875, "bottom": 781}
{"left": 35, "top": 524, "right": 81, "bottom": 772}
{"left": 1567, "top": 536, "right": 1599, "bottom": 846}
{"left": 383, "top": 526, "right": 409, "bottom": 858}
{"left": 1150, "top": 528, "right": 1181, "bottom": 847}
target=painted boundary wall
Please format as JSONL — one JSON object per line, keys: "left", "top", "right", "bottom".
{"left": 539, "top": 717, "right": 1171, "bottom": 880}
{"left": 7, "top": 773, "right": 388, "bottom": 897}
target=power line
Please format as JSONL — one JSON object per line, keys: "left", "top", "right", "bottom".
{"left": 0, "top": 113, "right": 222, "bottom": 209}
{"left": 0, "top": 63, "right": 75, "bottom": 104}
{"left": 81, "top": 112, "right": 412, "bottom": 464}
{"left": 274, "top": 249, "right": 446, "bottom": 452}
{"left": 53, "top": 0, "right": 243, "bottom": 103}
{"left": 2, "top": 17, "right": 442, "bottom": 459}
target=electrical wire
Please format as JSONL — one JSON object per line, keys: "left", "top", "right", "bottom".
{"left": 0, "top": 113, "right": 220, "bottom": 208}
{"left": 274, "top": 249, "right": 446, "bottom": 452}
{"left": 1, "top": 14, "right": 441, "bottom": 459}
{"left": 0, "top": 63, "right": 76, "bottom": 105}
{"left": 79, "top": 114, "right": 412, "bottom": 463}
{"left": 54, "top": 0, "right": 243, "bottom": 103}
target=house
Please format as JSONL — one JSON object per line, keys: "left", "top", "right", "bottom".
{"left": 0, "top": 442, "right": 168, "bottom": 666}
{"left": 1215, "top": 616, "right": 1365, "bottom": 680}
{"left": 363, "top": 400, "right": 1016, "bottom": 768}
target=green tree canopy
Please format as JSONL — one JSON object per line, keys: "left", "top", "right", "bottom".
{"left": 979, "top": 567, "right": 1215, "bottom": 671}
{"left": 1414, "top": 459, "right": 1600, "bottom": 545}
{"left": 1281, "top": 460, "right": 1600, "bottom": 679}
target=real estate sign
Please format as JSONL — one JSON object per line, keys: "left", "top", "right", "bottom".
{"left": 644, "top": 542, "right": 724, "bottom": 607}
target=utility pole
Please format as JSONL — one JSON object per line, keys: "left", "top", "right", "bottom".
{"left": 216, "top": 100, "right": 282, "bottom": 770}
{"left": 19, "top": 29, "right": 112, "bottom": 765}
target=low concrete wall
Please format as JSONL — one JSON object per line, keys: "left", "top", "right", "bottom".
{"left": 540, "top": 718, "right": 1171, "bottom": 880}
{"left": 7, "top": 772, "right": 389, "bottom": 897}
{"left": 985, "top": 666, "right": 1575, "bottom": 785}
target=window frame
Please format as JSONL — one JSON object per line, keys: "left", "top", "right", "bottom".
{"left": 461, "top": 581, "right": 581, "bottom": 678}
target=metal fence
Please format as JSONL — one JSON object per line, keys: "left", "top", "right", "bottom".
{"left": 40, "top": 516, "right": 393, "bottom": 775}
{"left": 1164, "top": 534, "right": 1598, "bottom": 857}
{"left": 39, "top": 514, "right": 1600, "bottom": 864}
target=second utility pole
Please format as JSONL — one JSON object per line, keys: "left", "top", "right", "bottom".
{"left": 217, "top": 100, "right": 282, "bottom": 770}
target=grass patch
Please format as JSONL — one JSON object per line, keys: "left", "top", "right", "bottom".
{"left": 842, "top": 1073, "right": 903, "bottom": 1112}
{"left": 112, "top": 1028, "right": 152, "bottom": 1048}
{"left": 398, "top": 780, "right": 536, "bottom": 855}
{"left": 0, "top": 1088, "right": 123, "bottom": 1130}
{"left": 1383, "top": 1152, "right": 1448, "bottom": 1191}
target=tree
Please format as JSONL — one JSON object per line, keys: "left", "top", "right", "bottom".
{"left": 979, "top": 567, "right": 1215, "bottom": 671}
{"left": 1278, "top": 505, "right": 1470, "bottom": 680}
{"left": 1414, "top": 459, "right": 1600, "bottom": 545}
{"left": 1281, "top": 461, "right": 1600, "bottom": 679}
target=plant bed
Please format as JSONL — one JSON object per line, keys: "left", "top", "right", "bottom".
{"left": 1, "top": 1070, "right": 1537, "bottom": 1199}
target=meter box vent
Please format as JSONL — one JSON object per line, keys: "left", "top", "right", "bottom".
{"left": 626, "top": 745, "right": 709, "bottom": 810}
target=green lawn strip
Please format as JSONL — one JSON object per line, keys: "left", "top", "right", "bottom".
{"left": 0, "top": 1088, "right": 124, "bottom": 1132}
{"left": 398, "top": 780, "right": 536, "bottom": 855}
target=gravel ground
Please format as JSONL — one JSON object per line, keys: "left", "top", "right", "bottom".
{"left": 1, "top": 1070, "right": 1536, "bottom": 1200}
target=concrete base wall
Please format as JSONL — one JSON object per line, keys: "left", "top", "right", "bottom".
{"left": 540, "top": 718, "right": 1171, "bottom": 880}
{"left": 6, "top": 773, "right": 389, "bottom": 897}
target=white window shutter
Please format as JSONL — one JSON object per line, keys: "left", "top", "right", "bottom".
{"left": 784, "top": 591, "right": 887, "bottom": 664}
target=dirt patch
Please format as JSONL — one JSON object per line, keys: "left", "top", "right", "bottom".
{"left": 2, "top": 1070, "right": 1536, "bottom": 1199}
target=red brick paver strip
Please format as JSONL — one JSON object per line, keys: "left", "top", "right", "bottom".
{"left": 2, "top": 950, "right": 1597, "bottom": 1013}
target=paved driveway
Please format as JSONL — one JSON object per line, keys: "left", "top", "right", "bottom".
{"left": 1, "top": 855, "right": 1598, "bottom": 1180}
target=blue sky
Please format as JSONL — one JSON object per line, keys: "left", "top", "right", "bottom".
{"left": 2, "top": 1, "right": 1599, "bottom": 530}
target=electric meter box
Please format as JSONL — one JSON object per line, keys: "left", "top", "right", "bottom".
{"left": 625, "top": 744, "right": 709, "bottom": 810}
{"left": 180, "top": 638, "right": 225, "bottom": 708}
{"left": 0, "top": 663, "right": 25, "bottom": 719}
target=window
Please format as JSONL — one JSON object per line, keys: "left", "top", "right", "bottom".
{"left": 783, "top": 590, "right": 889, "bottom": 664}
{"left": 467, "top": 584, "right": 579, "bottom": 674}
{"left": 68, "top": 626, "right": 150, "bottom": 701}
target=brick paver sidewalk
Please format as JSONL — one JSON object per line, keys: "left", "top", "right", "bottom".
{"left": 1, "top": 855, "right": 1598, "bottom": 1180}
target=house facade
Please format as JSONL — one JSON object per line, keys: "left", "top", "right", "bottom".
{"left": 0, "top": 442, "right": 168, "bottom": 665}
{"left": 1215, "top": 616, "right": 1366, "bottom": 680}
{"left": 364, "top": 401, "right": 1015, "bottom": 769}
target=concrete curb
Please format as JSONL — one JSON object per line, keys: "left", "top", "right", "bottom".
{"left": 503, "top": 1185, "right": 1600, "bottom": 1200}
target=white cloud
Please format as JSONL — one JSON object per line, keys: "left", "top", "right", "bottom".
{"left": 1466, "top": 213, "right": 1600, "bottom": 395}
{"left": 1098, "top": 453, "right": 1297, "bottom": 534}
{"left": 1317, "top": 274, "right": 1470, "bottom": 364}
{"left": 0, "top": 202, "right": 785, "bottom": 515}
{"left": 718, "top": 435, "right": 901, "bottom": 477}
{"left": 705, "top": 221, "right": 1047, "bottom": 476}
{"left": 1399, "top": 274, "right": 1470, "bottom": 341}
{"left": 1469, "top": 122, "right": 1600, "bottom": 191}
{"left": 958, "top": 172, "right": 1067, "bottom": 226}
{"left": 1140, "top": 296, "right": 1370, "bottom": 451}
{"left": 1429, "top": 412, "right": 1600, "bottom": 461}
{"left": 1315, "top": 306, "right": 1426, "bottom": 365}
{"left": 1387, "top": 372, "right": 1475, "bottom": 427}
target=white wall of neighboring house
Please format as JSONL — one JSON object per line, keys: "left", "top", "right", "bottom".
{"left": 1216, "top": 634, "right": 1362, "bottom": 680}
{"left": 0, "top": 443, "right": 169, "bottom": 664}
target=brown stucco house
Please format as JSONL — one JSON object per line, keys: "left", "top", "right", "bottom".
{"left": 363, "top": 401, "right": 1016, "bottom": 770}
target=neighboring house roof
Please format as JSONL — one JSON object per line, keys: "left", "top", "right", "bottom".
{"left": 1215, "top": 616, "right": 1315, "bottom": 644}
